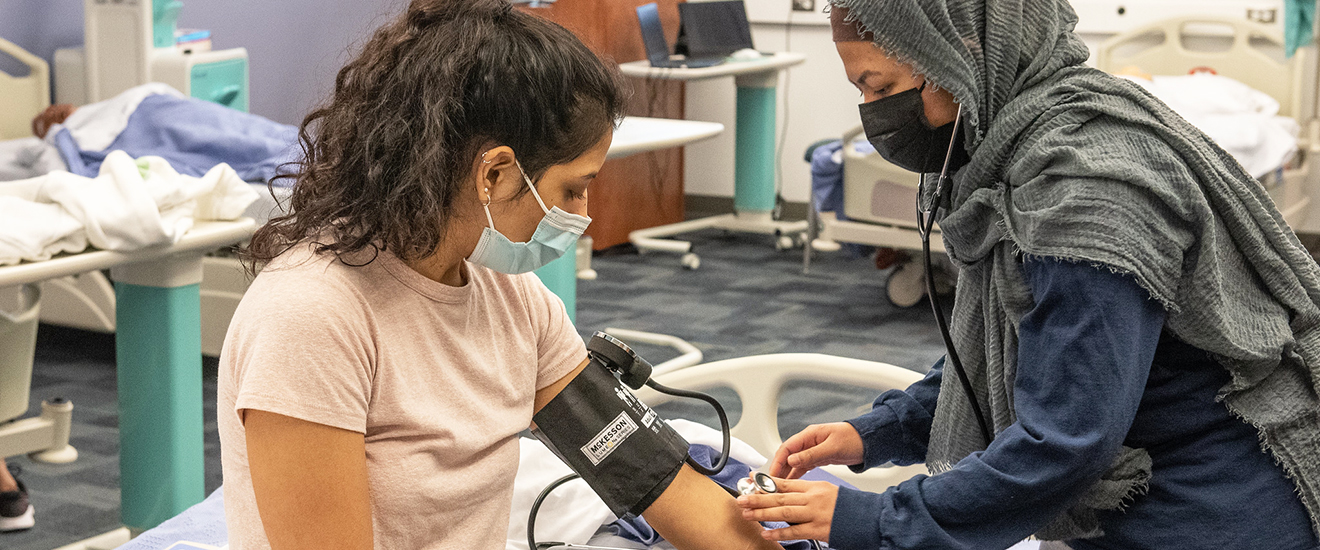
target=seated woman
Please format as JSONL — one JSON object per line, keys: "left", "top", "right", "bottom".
{"left": 218, "top": 1, "right": 781, "bottom": 550}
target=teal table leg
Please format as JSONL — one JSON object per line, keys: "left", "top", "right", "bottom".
{"left": 111, "top": 257, "right": 206, "bottom": 530}
{"left": 534, "top": 251, "right": 577, "bottom": 324}
{"left": 734, "top": 82, "right": 779, "bottom": 213}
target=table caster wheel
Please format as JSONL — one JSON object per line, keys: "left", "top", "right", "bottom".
{"left": 775, "top": 235, "right": 796, "bottom": 251}
{"left": 681, "top": 253, "right": 701, "bottom": 270}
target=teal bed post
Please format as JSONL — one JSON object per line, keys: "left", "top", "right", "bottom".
{"left": 733, "top": 74, "right": 780, "bottom": 213}
{"left": 535, "top": 251, "right": 577, "bottom": 324}
{"left": 111, "top": 255, "right": 206, "bottom": 531}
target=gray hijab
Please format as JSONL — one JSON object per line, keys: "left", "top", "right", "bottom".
{"left": 831, "top": 0, "right": 1320, "bottom": 541}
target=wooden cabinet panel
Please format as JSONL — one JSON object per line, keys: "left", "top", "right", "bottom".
{"left": 520, "top": 0, "right": 687, "bottom": 249}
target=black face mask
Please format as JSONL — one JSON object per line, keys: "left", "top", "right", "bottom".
{"left": 859, "top": 83, "right": 969, "bottom": 174}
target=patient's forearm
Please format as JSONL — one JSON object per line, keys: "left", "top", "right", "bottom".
{"left": 641, "top": 466, "right": 782, "bottom": 550}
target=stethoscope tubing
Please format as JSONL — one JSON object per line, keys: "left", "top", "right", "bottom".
{"left": 916, "top": 105, "right": 994, "bottom": 446}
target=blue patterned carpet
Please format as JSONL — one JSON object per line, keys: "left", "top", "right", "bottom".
{"left": 4, "top": 227, "right": 945, "bottom": 550}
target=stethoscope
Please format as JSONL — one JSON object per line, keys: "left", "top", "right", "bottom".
{"left": 915, "top": 105, "right": 994, "bottom": 446}
{"left": 738, "top": 472, "right": 823, "bottom": 550}
{"left": 737, "top": 471, "right": 779, "bottom": 496}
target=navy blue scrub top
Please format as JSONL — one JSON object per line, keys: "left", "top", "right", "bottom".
{"left": 829, "top": 258, "right": 1317, "bottom": 550}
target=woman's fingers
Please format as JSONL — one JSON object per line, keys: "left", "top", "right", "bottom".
{"left": 769, "top": 431, "right": 814, "bottom": 478}
{"left": 768, "top": 477, "right": 813, "bottom": 493}
{"left": 740, "top": 503, "right": 812, "bottom": 524}
{"left": 737, "top": 491, "right": 807, "bottom": 510}
{"left": 769, "top": 426, "right": 830, "bottom": 477}
{"left": 735, "top": 478, "right": 838, "bottom": 544}
{"left": 770, "top": 423, "right": 867, "bottom": 478}
{"left": 760, "top": 522, "right": 829, "bottom": 543}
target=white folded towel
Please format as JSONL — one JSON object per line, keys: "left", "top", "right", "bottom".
{"left": 0, "top": 150, "right": 258, "bottom": 265}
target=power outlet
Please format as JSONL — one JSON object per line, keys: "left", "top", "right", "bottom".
{"left": 792, "top": 0, "right": 815, "bottom": 12}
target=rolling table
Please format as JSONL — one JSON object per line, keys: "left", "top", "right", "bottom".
{"left": 618, "top": 52, "right": 807, "bottom": 269}
{"left": 533, "top": 116, "right": 723, "bottom": 321}
{"left": 0, "top": 219, "right": 256, "bottom": 549}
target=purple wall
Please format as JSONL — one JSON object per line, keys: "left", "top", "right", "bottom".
{"left": 0, "top": 0, "right": 407, "bottom": 125}
{"left": 0, "top": 0, "right": 85, "bottom": 77}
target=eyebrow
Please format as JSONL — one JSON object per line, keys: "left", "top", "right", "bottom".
{"left": 853, "top": 69, "right": 884, "bottom": 88}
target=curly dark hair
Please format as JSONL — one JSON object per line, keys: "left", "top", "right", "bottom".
{"left": 246, "top": 0, "right": 625, "bottom": 271}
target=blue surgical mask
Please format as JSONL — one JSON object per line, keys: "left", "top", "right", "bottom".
{"left": 468, "top": 161, "right": 591, "bottom": 274}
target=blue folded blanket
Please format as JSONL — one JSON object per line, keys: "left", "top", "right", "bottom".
{"left": 55, "top": 94, "right": 300, "bottom": 184}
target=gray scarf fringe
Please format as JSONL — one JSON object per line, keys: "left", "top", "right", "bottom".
{"left": 832, "top": 0, "right": 1320, "bottom": 542}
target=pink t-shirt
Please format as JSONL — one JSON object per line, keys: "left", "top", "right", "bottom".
{"left": 218, "top": 244, "right": 586, "bottom": 550}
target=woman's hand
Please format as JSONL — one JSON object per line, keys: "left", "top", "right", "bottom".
{"left": 768, "top": 422, "right": 865, "bottom": 479}
{"left": 736, "top": 477, "right": 839, "bottom": 543}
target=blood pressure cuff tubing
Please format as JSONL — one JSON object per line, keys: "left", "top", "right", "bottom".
{"left": 531, "top": 359, "right": 690, "bottom": 519}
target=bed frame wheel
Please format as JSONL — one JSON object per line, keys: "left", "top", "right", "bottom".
{"left": 680, "top": 253, "right": 701, "bottom": 270}
{"left": 886, "top": 260, "right": 927, "bottom": 308}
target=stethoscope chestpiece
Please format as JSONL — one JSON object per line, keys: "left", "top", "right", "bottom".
{"left": 737, "top": 472, "right": 778, "bottom": 496}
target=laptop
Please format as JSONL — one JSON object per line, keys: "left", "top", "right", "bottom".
{"left": 676, "top": 1, "right": 755, "bottom": 60}
{"left": 636, "top": 3, "right": 723, "bottom": 69}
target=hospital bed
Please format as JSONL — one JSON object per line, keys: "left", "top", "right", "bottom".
{"left": 805, "top": 15, "right": 1317, "bottom": 307}
{"left": 0, "top": 36, "right": 287, "bottom": 357}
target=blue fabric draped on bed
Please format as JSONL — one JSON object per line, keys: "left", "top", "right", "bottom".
{"left": 54, "top": 94, "right": 300, "bottom": 184}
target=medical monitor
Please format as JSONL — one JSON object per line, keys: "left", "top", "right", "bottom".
{"left": 677, "top": 1, "right": 754, "bottom": 59}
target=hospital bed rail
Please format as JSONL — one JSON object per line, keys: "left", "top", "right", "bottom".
{"left": 635, "top": 353, "right": 929, "bottom": 493}
{"left": 0, "top": 36, "right": 51, "bottom": 140}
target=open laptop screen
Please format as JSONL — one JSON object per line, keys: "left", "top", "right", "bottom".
{"left": 677, "top": 1, "right": 754, "bottom": 59}
{"left": 636, "top": 3, "right": 672, "bottom": 66}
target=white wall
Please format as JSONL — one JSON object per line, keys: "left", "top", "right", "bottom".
{"left": 681, "top": 0, "right": 1293, "bottom": 205}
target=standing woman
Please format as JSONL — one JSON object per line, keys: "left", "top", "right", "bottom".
{"left": 738, "top": 1, "right": 1320, "bottom": 549}
{"left": 219, "top": 1, "right": 781, "bottom": 549}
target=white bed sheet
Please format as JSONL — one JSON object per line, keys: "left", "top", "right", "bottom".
{"left": 0, "top": 137, "right": 66, "bottom": 182}
{"left": 1121, "top": 73, "right": 1299, "bottom": 179}
{"left": 241, "top": 182, "right": 291, "bottom": 226}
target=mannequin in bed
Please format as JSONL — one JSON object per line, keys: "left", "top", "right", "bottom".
{"left": 31, "top": 104, "right": 75, "bottom": 140}
{"left": 25, "top": 85, "right": 297, "bottom": 184}
{"left": 218, "top": 1, "right": 783, "bottom": 550}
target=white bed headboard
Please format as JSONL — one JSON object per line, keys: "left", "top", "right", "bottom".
{"left": 0, "top": 36, "right": 51, "bottom": 140}
{"left": 1094, "top": 16, "right": 1308, "bottom": 120}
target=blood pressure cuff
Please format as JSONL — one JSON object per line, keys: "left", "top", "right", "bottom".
{"left": 531, "top": 359, "right": 690, "bottom": 519}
